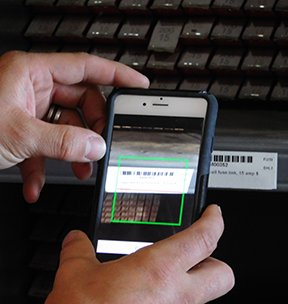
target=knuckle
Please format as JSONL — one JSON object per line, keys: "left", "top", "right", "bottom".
{"left": 0, "top": 51, "right": 27, "bottom": 80}
{"left": 0, "top": 50, "right": 25, "bottom": 67}
{"left": 193, "top": 214, "right": 224, "bottom": 255}
{"left": 137, "top": 247, "right": 173, "bottom": 286}
{"left": 1, "top": 50, "right": 21, "bottom": 60}
{"left": 196, "top": 228, "right": 218, "bottom": 255}
{"left": 149, "top": 261, "right": 172, "bottom": 285}
{"left": 77, "top": 52, "right": 90, "bottom": 59}
{"left": 57, "top": 128, "right": 75, "bottom": 160}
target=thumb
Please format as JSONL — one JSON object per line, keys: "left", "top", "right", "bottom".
{"left": 34, "top": 120, "right": 106, "bottom": 162}
{"left": 60, "top": 230, "right": 97, "bottom": 266}
{"left": 0, "top": 111, "right": 106, "bottom": 169}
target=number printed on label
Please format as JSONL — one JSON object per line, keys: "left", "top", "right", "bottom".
{"left": 208, "top": 150, "right": 277, "bottom": 190}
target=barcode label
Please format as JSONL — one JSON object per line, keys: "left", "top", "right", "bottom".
{"left": 209, "top": 150, "right": 277, "bottom": 190}
{"left": 122, "top": 170, "right": 174, "bottom": 177}
{"left": 213, "top": 154, "right": 253, "bottom": 163}
{"left": 106, "top": 166, "right": 194, "bottom": 194}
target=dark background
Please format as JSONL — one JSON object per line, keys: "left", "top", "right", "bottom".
{"left": 1, "top": 0, "right": 288, "bottom": 303}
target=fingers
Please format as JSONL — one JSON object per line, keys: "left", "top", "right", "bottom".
{"left": 129, "top": 204, "right": 233, "bottom": 303}
{"left": 19, "top": 107, "right": 96, "bottom": 201}
{"left": 149, "top": 204, "right": 224, "bottom": 272}
{"left": 60, "top": 230, "right": 98, "bottom": 266}
{"left": 51, "top": 83, "right": 106, "bottom": 134}
{"left": 28, "top": 52, "right": 150, "bottom": 88}
{"left": 18, "top": 157, "right": 46, "bottom": 203}
{"left": 31, "top": 117, "right": 106, "bottom": 163}
{"left": 46, "top": 106, "right": 98, "bottom": 179}
{"left": 1, "top": 51, "right": 149, "bottom": 121}
{"left": 45, "top": 230, "right": 99, "bottom": 304}
{"left": 186, "top": 257, "right": 235, "bottom": 303}
{"left": 70, "top": 162, "right": 93, "bottom": 180}
{"left": 53, "top": 106, "right": 85, "bottom": 126}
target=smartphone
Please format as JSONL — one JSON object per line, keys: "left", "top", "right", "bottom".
{"left": 90, "top": 88, "right": 218, "bottom": 262}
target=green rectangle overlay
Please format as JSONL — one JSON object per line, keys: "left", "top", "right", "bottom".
{"left": 110, "top": 155, "right": 189, "bottom": 226}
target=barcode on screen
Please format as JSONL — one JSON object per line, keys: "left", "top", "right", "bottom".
{"left": 121, "top": 171, "right": 175, "bottom": 177}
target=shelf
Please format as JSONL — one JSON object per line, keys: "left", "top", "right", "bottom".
{"left": 1, "top": 108, "right": 288, "bottom": 191}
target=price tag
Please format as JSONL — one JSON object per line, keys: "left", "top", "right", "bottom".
{"left": 208, "top": 150, "right": 277, "bottom": 190}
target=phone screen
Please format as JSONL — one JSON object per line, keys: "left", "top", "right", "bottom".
{"left": 95, "top": 109, "right": 206, "bottom": 260}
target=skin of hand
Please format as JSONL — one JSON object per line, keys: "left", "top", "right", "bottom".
{"left": 0, "top": 51, "right": 149, "bottom": 203}
{"left": 0, "top": 52, "right": 235, "bottom": 304}
{"left": 45, "top": 204, "right": 235, "bottom": 304}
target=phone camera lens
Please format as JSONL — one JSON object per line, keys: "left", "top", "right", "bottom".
{"left": 143, "top": 103, "right": 147, "bottom": 106}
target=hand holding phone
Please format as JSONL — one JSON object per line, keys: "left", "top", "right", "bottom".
{"left": 47, "top": 205, "right": 234, "bottom": 304}
{"left": 90, "top": 88, "right": 218, "bottom": 261}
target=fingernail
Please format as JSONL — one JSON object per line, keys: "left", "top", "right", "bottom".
{"left": 217, "top": 205, "right": 222, "bottom": 215}
{"left": 85, "top": 136, "right": 106, "bottom": 161}
{"left": 142, "top": 75, "right": 150, "bottom": 88}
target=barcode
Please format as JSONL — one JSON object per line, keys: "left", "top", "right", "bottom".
{"left": 121, "top": 170, "right": 174, "bottom": 177}
{"left": 213, "top": 154, "right": 253, "bottom": 163}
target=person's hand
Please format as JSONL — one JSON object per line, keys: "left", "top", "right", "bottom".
{"left": 45, "top": 204, "right": 235, "bottom": 304}
{"left": 0, "top": 51, "right": 149, "bottom": 203}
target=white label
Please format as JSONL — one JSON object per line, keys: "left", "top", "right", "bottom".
{"left": 208, "top": 151, "right": 277, "bottom": 190}
{"left": 105, "top": 166, "right": 194, "bottom": 194}
{"left": 97, "top": 239, "right": 153, "bottom": 255}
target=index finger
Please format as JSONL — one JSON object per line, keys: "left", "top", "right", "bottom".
{"left": 150, "top": 204, "right": 224, "bottom": 272}
{"left": 28, "top": 52, "right": 150, "bottom": 88}
{"left": 59, "top": 230, "right": 99, "bottom": 266}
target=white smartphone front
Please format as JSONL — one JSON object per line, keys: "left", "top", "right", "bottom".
{"left": 91, "top": 88, "right": 218, "bottom": 261}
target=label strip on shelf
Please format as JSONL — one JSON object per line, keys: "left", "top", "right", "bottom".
{"left": 208, "top": 150, "right": 277, "bottom": 190}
